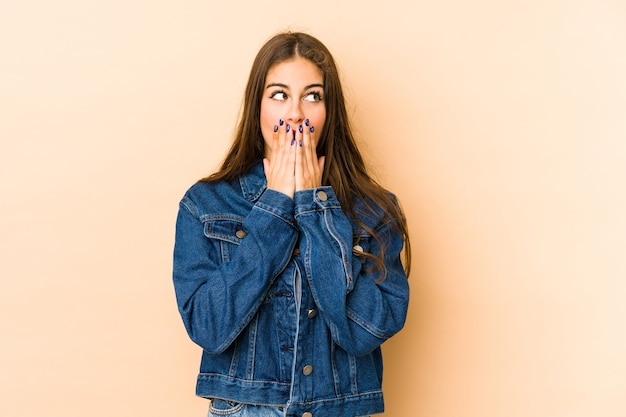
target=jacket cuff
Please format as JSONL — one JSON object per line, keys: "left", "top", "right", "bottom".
{"left": 254, "top": 188, "right": 296, "bottom": 226}
{"left": 294, "top": 186, "right": 342, "bottom": 215}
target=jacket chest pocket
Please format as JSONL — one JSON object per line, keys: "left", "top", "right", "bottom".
{"left": 202, "top": 216, "right": 246, "bottom": 263}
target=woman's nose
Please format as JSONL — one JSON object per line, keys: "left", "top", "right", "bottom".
{"left": 286, "top": 100, "right": 304, "bottom": 124}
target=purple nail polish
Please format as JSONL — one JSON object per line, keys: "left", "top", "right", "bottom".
{"left": 298, "top": 124, "right": 303, "bottom": 134}
{"left": 273, "top": 125, "right": 278, "bottom": 132}
{"left": 310, "top": 126, "right": 314, "bottom": 133}
{"left": 279, "top": 119, "right": 284, "bottom": 126}
{"left": 305, "top": 119, "right": 309, "bottom": 126}
{"left": 286, "top": 124, "right": 291, "bottom": 133}
{"left": 299, "top": 140, "right": 303, "bottom": 147}
{"left": 291, "top": 139, "right": 295, "bottom": 146}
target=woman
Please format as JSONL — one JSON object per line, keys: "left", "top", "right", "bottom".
{"left": 173, "top": 31, "right": 411, "bottom": 417}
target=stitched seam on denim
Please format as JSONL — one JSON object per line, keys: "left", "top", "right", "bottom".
{"left": 220, "top": 241, "right": 229, "bottom": 263}
{"left": 287, "top": 265, "right": 302, "bottom": 405}
{"left": 246, "top": 314, "right": 258, "bottom": 380}
{"left": 228, "top": 338, "right": 240, "bottom": 377}
{"left": 240, "top": 174, "right": 267, "bottom": 202}
{"left": 253, "top": 205, "right": 296, "bottom": 228}
{"left": 330, "top": 341, "right": 341, "bottom": 397}
{"left": 254, "top": 201, "right": 291, "bottom": 215}
{"left": 345, "top": 306, "right": 390, "bottom": 339}
{"left": 322, "top": 209, "right": 353, "bottom": 288}
{"left": 329, "top": 322, "right": 340, "bottom": 349}
{"left": 200, "top": 213, "right": 246, "bottom": 222}
{"left": 294, "top": 203, "right": 341, "bottom": 218}
{"left": 197, "top": 373, "right": 291, "bottom": 387}
{"left": 180, "top": 197, "right": 199, "bottom": 218}
{"left": 300, "top": 226, "right": 315, "bottom": 304}
{"left": 206, "top": 234, "right": 242, "bottom": 245}
{"left": 284, "top": 390, "right": 383, "bottom": 405}
{"left": 349, "top": 354, "right": 358, "bottom": 395}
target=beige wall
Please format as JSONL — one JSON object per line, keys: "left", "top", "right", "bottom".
{"left": 1, "top": 1, "right": 625, "bottom": 416}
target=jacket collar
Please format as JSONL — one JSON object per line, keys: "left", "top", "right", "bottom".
{"left": 239, "top": 161, "right": 267, "bottom": 202}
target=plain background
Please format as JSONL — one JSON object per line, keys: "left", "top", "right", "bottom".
{"left": 1, "top": 0, "right": 625, "bottom": 416}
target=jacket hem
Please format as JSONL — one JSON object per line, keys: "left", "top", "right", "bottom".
{"left": 196, "top": 374, "right": 384, "bottom": 417}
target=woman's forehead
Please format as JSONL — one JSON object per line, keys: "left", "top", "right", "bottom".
{"left": 265, "top": 58, "right": 323, "bottom": 87}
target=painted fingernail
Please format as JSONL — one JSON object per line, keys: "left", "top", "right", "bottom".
{"left": 279, "top": 119, "right": 284, "bottom": 126}
{"left": 305, "top": 119, "right": 309, "bottom": 126}
{"left": 291, "top": 139, "right": 295, "bottom": 146}
{"left": 299, "top": 140, "right": 303, "bottom": 147}
{"left": 298, "top": 124, "right": 303, "bottom": 133}
{"left": 286, "top": 124, "right": 291, "bottom": 133}
{"left": 273, "top": 125, "right": 278, "bottom": 132}
{"left": 310, "top": 126, "right": 314, "bottom": 133}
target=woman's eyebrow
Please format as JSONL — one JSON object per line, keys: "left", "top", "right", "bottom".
{"left": 266, "top": 82, "right": 289, "bottom": 89}
{"left": 265, "top": 83, "right": 324, "bottom": 90}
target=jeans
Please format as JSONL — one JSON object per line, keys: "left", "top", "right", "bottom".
{"left": 208, "top": 400, "right": 283, "bottom": 417}
{"left": 207, "top": 399, "right": 371, "bottom": 417}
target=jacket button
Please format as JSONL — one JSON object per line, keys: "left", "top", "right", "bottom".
{"left": 235, "top": 229, "right": 247, "bottom": 239}
{"left": 302, "top": 413, "right": 312, "bottom": 417}
{"left": 352, "top": 244, "right": 364, "bottom": 255}
{"left": 293, "top": 247, "right": 301, "bottom": 256}
{"left": 302, "top": 365, "right": 313, "bottom": 375}
{"left": 307, "top": 309, "right": 317, "bottom": 319}
{"left": 317, "top": 190, "right": 328, "bottom": 201}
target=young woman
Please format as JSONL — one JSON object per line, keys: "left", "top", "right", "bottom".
{"left": 173, "top": 31, "right": 411, "bottom": 417}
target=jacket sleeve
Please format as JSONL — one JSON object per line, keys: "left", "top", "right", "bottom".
{"left": 294, "top": 187, "right": 409, "bottom": 356}
{"left": 173, "top": 188, "right": 298, "bottom": 354}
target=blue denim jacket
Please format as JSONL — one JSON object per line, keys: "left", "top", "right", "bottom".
{"left": 173, "top": 162, "right": 409, "bottom": 417}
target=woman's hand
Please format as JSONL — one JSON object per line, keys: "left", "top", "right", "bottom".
{"left": 263, "top": 120, "right": 296, "bottom": 199}
{"left": 263, "top": 119, "right": 325, "bottom": 198}
{"left": 296, "top": 120, "right": 325, "bottom": 191}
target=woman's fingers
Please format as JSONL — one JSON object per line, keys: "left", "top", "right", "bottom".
{"left": 265, "top": 118, "right": 324, "bottom": 195}
{"left": 264, "top": 120, "right": 296, "bottom": 198}
{"left": 296, "top": 120, "right": 323, "bottom": 191}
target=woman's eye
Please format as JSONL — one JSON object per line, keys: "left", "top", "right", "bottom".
{"left": 270, "top": 91, "right": 287, "bottom": 101}
{"left": 303, "top": 92, "right": 322, "bottom": 103}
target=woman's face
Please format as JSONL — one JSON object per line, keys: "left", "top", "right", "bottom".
{"left": 260, "top": 57, "right": 326, "bottom": 159}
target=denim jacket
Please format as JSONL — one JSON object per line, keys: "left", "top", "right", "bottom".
{"left": 173, "top": 162, "right": 409, "bottom": 417}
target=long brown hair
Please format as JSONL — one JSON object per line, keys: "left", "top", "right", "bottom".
{"left": 203, "top": 32, "right": 411, "bottom": 279}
